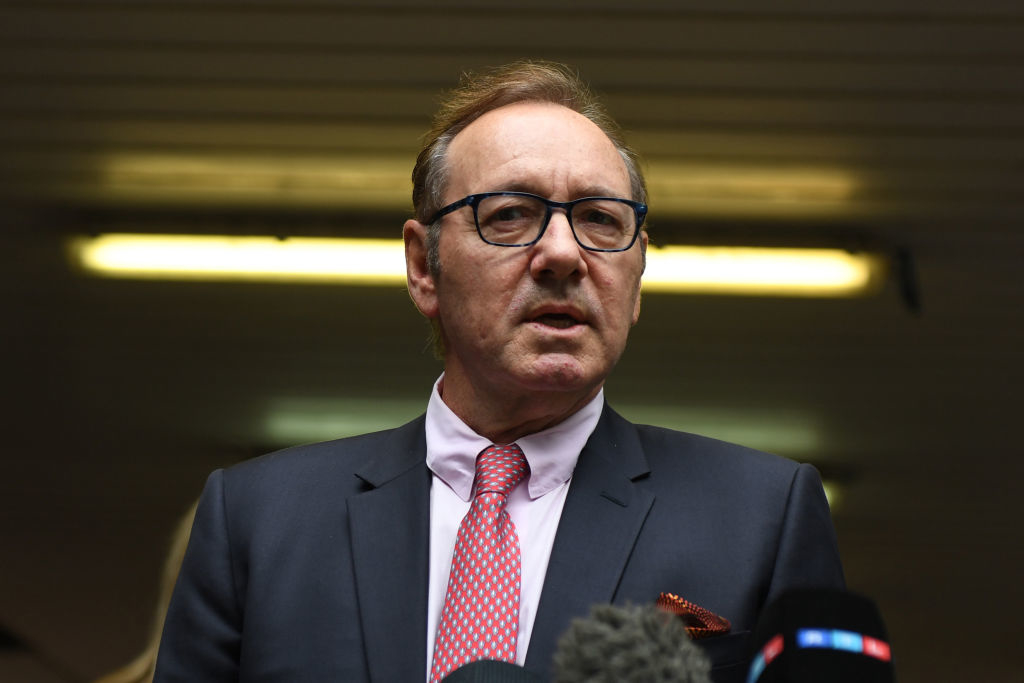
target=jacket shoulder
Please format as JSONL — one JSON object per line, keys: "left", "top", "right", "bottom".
{"left": 633, "top": 422, "right": 799, "bottom": 473}
{"left": 220, "top": 414, "right": 427, "bottom": 498}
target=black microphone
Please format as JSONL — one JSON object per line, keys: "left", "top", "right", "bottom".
{"left": 441, "top": 660, "right": 543, "bottom": 683}
{"left": 747, "top": 589, "right": 894, "bottom": 683}
{"left": 552, "top": 603, "right": 713, "bottom": 683}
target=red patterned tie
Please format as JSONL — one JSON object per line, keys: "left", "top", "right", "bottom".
{"left": 429, "top": 444, "right": 530, "bottom": 682}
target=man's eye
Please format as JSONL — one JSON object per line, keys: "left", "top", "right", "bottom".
{"left": 484, "top": 200, "right": 539, "bottom": 225}
{"left": 578, "top": 209, "right": 626, "bottom": 233}
{"left": 581, "top": 209, "right": 616, "bottom": 225}
{"left": 495, "top": 206, "right": 526, "bottom": 221}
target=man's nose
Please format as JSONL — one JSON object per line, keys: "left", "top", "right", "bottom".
{"left": 528, "top": 210, "right": 587, "bottom": 281}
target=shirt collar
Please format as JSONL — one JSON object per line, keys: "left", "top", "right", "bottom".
{"left": 424, "top": 374, "right": 603, "bottom": 501}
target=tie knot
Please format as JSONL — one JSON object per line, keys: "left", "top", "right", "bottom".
{"left": 474, "top": 444, "right": 529, "bottom": 498}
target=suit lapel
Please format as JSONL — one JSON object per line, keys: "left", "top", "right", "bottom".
{"left": 348, "top": 418, "right": 432, "bottom": 682}
{"left": 524, "top": 406, "right": 654, "bottom": 675}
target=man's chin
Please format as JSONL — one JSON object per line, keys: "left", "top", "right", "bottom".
{"left": 516, "top": 355, "right": 604, "bottom": 395}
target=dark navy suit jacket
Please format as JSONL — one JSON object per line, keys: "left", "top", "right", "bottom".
{"left": 154, "top": 405, "right": 844, "bottom": 683}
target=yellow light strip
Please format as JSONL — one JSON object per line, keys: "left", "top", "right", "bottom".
{"left": 645, "top": 161, "right": 857, "bottom": 220}
{"left": 97, "top": 153, "right": 858, "bottom": 218}
{"left": 101, "top": 153, "right": 413, "bottom": 209}
{"left": 643, "top": 245, "right": 883, "bottom": 297}
{"left": 70, "top": 233, "right": 407, "bottom": 284}
{"left": 69, "top": 234, "right": 883, "bottom": 296}
{"left": 821, "top": 481, "right": 842, "bottom": 512}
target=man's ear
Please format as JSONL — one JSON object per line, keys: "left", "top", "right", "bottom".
{"left": 404, "top": 218, "right": 439, "bottom": 319}
{"left": 632, "top": 231, "right": 647, "bottom": 325}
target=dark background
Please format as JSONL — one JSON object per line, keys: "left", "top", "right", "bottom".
{"left": 2, "top": 1, "right": 1022, "bottom": 681}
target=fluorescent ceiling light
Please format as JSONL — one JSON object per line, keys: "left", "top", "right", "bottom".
{"left": 643, "top": 245, "right": 883, "bottom": 297}
{"left": 101, "top": 153, "right": 413, "bottom": 209}
{"left": 821, "top": 481, "right": 842, "bottom": 513}
{"left": 99, "top": 153, "right": 857, "bottom": 218}
{"left": 260, "top": 395, "right": 841, "bottom": 510}
{"left": 609, "top": 404, "right": 823, "bottom": 457}
{"left": 261, "top": 398, "right": 821, "bottom": 457}
{"left": 261, "top": 397, "right": 429, "bottom": 446}
{"left": 70, "top": 233, "right": 407, "bottom": 284}
{"left": 69, "top": 233, "right": 883, "bottom": 296}
{"left": 646, "top": 161, "right": 857, "bottom": 219}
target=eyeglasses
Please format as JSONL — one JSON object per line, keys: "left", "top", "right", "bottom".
{"left": 429, "top": 192, "right": 647, "bottom": 252}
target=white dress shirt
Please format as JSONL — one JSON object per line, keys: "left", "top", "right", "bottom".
{"left": 423, "top": 375, "right": 603, "bottom": 678}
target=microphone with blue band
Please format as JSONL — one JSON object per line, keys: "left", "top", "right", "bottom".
{"left": 747, "top": 589, "right": 895, "bottom": 683}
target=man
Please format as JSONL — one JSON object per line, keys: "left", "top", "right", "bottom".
{"left": 154, "top": 61, "right": 843, "bottom": 683}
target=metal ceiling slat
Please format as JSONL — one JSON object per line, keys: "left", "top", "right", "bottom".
{"left": 3, "top": 48, "right": 1024, "bottom": 98}
{"left": 34, "top": 0, "right": 1021, "bottom": 15}
{"left": 4, "top": 119, "right": 1023, "bottom": 166}
{"left": 2, "top": 7, "right": 1023, "bottom": 56}
{"left": 3, "top": 84, "right": 1022, "bottom": 137}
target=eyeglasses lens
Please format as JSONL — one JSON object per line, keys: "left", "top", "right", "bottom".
{"left": 476, "top": 195, "right": 635, "bottom": 249}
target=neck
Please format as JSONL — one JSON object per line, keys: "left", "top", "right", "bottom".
{"left": 438, "top": 374, "right": 602, "bottom": 444}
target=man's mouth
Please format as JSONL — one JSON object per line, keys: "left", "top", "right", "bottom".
{"left": 532, "top": 313, "right": 583, "bottom": 329}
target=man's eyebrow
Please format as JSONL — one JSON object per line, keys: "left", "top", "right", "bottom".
{"left": 576, "top": 185, "right": 625, "bottom": 199}
{"left": 491, "top": 182, "right": 537, "bottom": 195}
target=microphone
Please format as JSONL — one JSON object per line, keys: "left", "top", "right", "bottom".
{"left": 552, "top": 603, "right": 713, "bottom": 683}
{"left": 747, "top": 589, "right": 894, "bottom": 683}
{"left": 441, "top": 659, "right": 543, "bottom": 683}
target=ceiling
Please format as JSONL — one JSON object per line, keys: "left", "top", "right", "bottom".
{"left": 2, "top": 2, "right": 1022, "bottom": 681}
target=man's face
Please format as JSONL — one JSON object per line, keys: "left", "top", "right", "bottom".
{"left": 408, "top": 101, "right": 646, "bottom": 408}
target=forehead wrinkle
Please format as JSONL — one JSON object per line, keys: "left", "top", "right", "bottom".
{"left": 445, "top": 102, "right": 630, "bottom": 202}
{"left": 465, "top": 155, "right": 628, "bottom": 202}
{"left": 489, "top": 181, "right": 626, "bottom": 201}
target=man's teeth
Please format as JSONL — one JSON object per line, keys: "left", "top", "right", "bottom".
{"left": 535, "top": 314, "right": 578, "bottom": 329}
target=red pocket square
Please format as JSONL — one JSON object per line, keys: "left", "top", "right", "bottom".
{"left": 656, "top": 592, "right": 731, "bottom": 639}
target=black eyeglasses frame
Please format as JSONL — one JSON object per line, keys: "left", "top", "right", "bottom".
{"left": 428, "top": 191, "right": 647, "bottom": 253}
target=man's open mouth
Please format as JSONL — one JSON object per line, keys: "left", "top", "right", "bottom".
{"left": 532, "top": 313, "right": 582, "bottom": 329}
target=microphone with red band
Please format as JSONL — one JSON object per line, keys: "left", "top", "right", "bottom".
{"left": 748, "top": 589, "right": 894, "bottom": 683}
